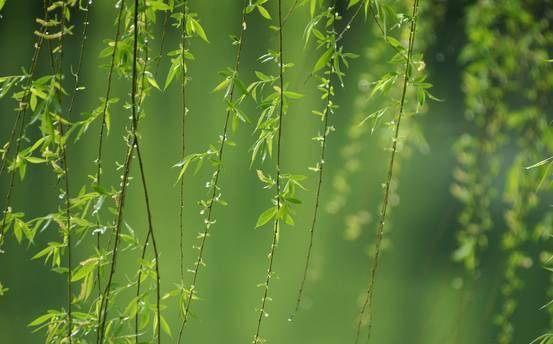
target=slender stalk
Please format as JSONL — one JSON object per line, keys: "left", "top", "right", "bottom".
{"left": 336, "top": 0, "right": 364, "bottom": 42}
{"left": 93, "top": 0, "right": 126, "bottom": 313}
{"left": 133, "top": 14, "right": 161, "bottom": 343}
{"left": 253, "top": 1, "right": 284, "bottom": 342}
{"left": 354, "top": 0, "right": 420, "bottom": 342}
{"left": 97, "top": 0, "right": 141, "bottom": 341}
{"left": 134, "top": 140, "right": 161, "bottom": 344}
{"left": 179, "top": 0, "right": 188, "bottom": 294}
{"left": 53, "top": 1, "right": 73, "bottom": 341}
{"left": 154, "top": 10, "right": 170, "bottom": 76}
{"left": 176, "top": 1, "right": 249, "bottom": 341}
{"left": 0, "top": 32, "right": 44, "bottom": 178}
{"left": 282, "top": 0, "right": 300, "bottom": 24}
{"left": 67, "top": 1, "right": 91, "bottom": 117}
{"left": 0, "top": 31, "right": 45, "bottom": 239}
{"left": 291, "top": 3, "right": 337, "bottom": 320}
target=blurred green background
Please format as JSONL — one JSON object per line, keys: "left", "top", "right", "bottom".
{"left": 0, "top": 0, "right": 550, "bottom": 343}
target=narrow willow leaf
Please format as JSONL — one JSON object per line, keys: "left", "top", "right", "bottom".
{"left": 313, "top": 48, "right": 333, "bottom": 73}
{"left": 256, "top": 206, "right": 277, "bottom": 228}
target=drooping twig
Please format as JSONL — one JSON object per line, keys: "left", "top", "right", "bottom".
{"left": 178, "top": 0, "right": 188, "bottom": 292}
{"left": 0, "top": 32, "right": 44, "bottom": 178}
{"left": 354, "top": 0, "right": 420, "bottom": 342}
{"left": 0, "top": 30, "right": 45, "bottom": 240}
{"left": 336, "top": 0, "right": 364, "bottom": 42}
{"left": 133, "top": 13, "right": 161, "bottom": 344}
{"left": 97, "top": 0, "right": 141, "bottom": 341}
{"left": 154, "top": 10, "right": 170, "bottom": 76}
{"left": 176, "top": 1, "right": 249, "bottom": 341}
{"left": 291, "top": 2, "right": 337, "bottom": 320}
{"left": 67, "top": 1, "right": 91, "bottom": 117}
{"left": 253, "top": 0, "right": 285, "bottom": 342}
{"left": 134, "top": 139, "right": 162, "bottom": 344}
{"left": 52, "top": 1, "right": 73, "bottom": 341}
{"left": 93, "top": 0, "right": 126, "bottom": 310}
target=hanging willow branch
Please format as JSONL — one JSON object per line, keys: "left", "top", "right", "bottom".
{"left": 178, "top": 0, "right": 188, "bottom": 294}
{"left": 97, "top": 0, "right": 143, "bottom": 341}
{"left": 354, "top": 0, "right": 420, "bottom": 342}
{"left": 92, "top": 0, "right": 125, "bottom": 314}
{"left": 0, "top": 32, "right": 45, "bottom": 247}
{"left": 253, "top": 0, "right": 286, "bottom": 342}
{"left": 176, "top": 0, "right": 249, "bottom": 340}
{"left": 291, "top": 1, "right": 338, "bottom": 320}
{"left": 133, "top": 12, "right": 161, "bottom": 343}
{"left": 51, "top": 1, "right": 74, "bottom": 340}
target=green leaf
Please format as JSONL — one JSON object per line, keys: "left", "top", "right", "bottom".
{"left": 256, "top": 206, "right": 277, "bottom": 228}
{"left": 28, "top": 313, "right": 55, "bottom": 327}
{"left": 190, "top": 18, "right": 209, "bottom": 43}
{"left": 26, "top": 157, "right": 47, "bottom": 164}
{"left": 526, "top": 156, "right": 553, "bottom": 170}
{"left": 284, "top": 91, "right": 304, "bottom": 99}
{"left": 212, "top": 78, "right": 231, "bottom": 93}
{"left": 348, "top": 0, "right": 361, "bottom": 8}
{"left": 147, "top": 75, "right": 161, "bottom": 91}
{"left": 161, "top": 315, "right": 172, "bottom": 337}
{"left": 257, "top": 5, "right": 271, "bottom": 20}
{"left": 164, "top": 62, "right": 180, "bottom": 90}
{"left": 313, "top": 48, "right": 333, "bottom": 73}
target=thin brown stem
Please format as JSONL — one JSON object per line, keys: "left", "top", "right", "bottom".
{"left": 253, "top": 1, "right": 284, "bottom": 342}
{"left": 134, "top": 140, "right": 161, "bottom": 344}
{"left": 0, "top": 30, "right": 45, "bottom": 241}
{"left": 97, "top": 0, "right": 141, "bottom": 341}
{"left": 67, "top": 2, "right": 91, "bottom": 118}
{"left": 336, "top": 0, "right": 364, "bottom": 42}
{"left": 176, "top": 1, "right": 249, "bottom": 341}
{"left": 154, "top": 10, "right": 170, "bottom": 76}
{"left": 291, "top": 3, "right": 337, "bottom": 320}
{"left": 179, "top": 0, "right": 188, "bottom": 293}
{"left": 0, "top": 32, "right": 44, "bottom": 178}
{"left": 53, "top": 1, "right": 73, "bottom": 341}
{"left": 133, "top": 14, "right": 161, "bottom": 344}
{"left": 354, "top": 0, "right": 420, "bottom": 342}
{"left": 93, "top": 1, "right": 125, "bottom": 338}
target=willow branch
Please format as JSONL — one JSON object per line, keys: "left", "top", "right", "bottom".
{"left": 0, "top": 31, "right": 45, "bottom": 239}
{"left": 97, "top": 0, "right": 141, "bottom": 341}
{"left": 291, "top": 3, "right": 337, "bottom": 320}
{"left": 133, "top": 13, "right": 161, "bottom": 343}
{"left": 93, "top": 0, "right": 125, "bottom": 327}
{"left": 67, "top": 1, "right": 91, "bottom": 117}
{"left": 253, "top": 0, "right": 285, "bottom": 342}
{"left": 178, "top": 0, "right": 188, "bottom": 294}
{"left": 53, "top": 1, "right": 73, "bottom": 341}
{"left": 354, "top": 1, "right": 420, "bottom": 343}
{"left": 176, "top": 0, "right": 249, "bottom": 341}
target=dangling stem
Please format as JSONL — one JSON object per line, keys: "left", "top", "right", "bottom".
{"left": 0, "top": 29, "right": 45, "bottom": 240}
{"left": 97, "top": 0, "right": 141, "bottom": 341}
{"left": 253, "top": 0, "right": 284, "bottom": 342}
{"left": 354, "top": 0, "right": 420, "bottom": 342}
{"left": 93, "top": 0, "right": 126, "bottom": 314}
{"left": 134, "top": 139, "right": 162, "bottom": 344}
{"left": 133, "top": 13, "right": 161, "bottom": 344}
{"left": 336, "top": 0, "right": 364, "bottom": 42}
{"left": 291, "top": 3, "right": 337, "bottom": 320}
{"left": 93, "top": 2, "right": 125, "bottom": 342}
{"left": 0, "top": 32, "right": 44, "bottom": 178}
{"left": 176, "top": 1, "right": 249, "bottom": 341}
{"left": 178, "top": 0, "right": 188, "bottom": 294}
{"left": 154, "top": 9, "right": 170, "bottom": 75}
{"left": 53, "top": 0, "right": 73, "bottom": 341}
{"left": 67, "top": 1, "right": 91, "bottom": 117}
